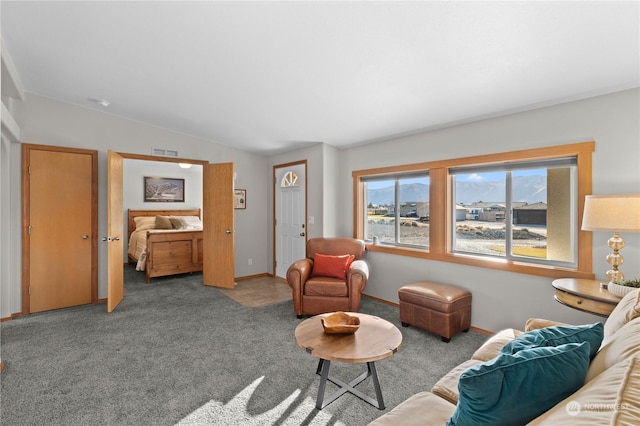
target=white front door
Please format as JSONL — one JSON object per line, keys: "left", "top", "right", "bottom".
{"left": 274, "top": 162, "right": 307, "bottom": 279}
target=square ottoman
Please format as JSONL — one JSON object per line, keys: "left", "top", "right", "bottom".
{"left": 399, "top": 281, "right": 472, "bottom": 342}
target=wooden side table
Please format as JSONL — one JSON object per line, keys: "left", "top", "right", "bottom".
{"left": 552, "top": 278, "right": 621, "bottom": 317}
{"left": 295, "top": 312, "right": 402, "bottom": 410}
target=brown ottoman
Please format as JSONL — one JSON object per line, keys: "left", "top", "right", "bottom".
{"left": 398, "top": 281, "right": 472, "bottom": 342}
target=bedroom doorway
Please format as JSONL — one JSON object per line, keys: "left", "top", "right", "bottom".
{"left": 21, "top": 144, "right": 98, "bottom": 314}
{"left": 106, "top": 152, "right": 235, "bottom": 312}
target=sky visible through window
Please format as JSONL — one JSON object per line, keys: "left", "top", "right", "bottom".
{"left": 366, "top": 169, "right": 545, "bottom": 189}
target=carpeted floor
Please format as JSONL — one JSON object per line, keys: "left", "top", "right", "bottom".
{"left": 1, "top": 266, "right": 488, "bottom": 425}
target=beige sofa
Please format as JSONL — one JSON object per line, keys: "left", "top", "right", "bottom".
{"left": 370, "top": 289, "right": 640, "bottom": 425}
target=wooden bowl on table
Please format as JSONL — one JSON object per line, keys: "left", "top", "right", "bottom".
{"left": 321, "top": 311, "right": 360, "bottom": 334}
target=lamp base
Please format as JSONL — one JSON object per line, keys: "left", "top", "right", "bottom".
{"left": 606, "top": 232, "right": 625, "bottom": 285}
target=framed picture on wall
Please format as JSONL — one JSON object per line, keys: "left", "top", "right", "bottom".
{"left": 234, "top": 189, "right": 246, "bottom": 209}
{"left": 144, "top": 177, "right": 185, "bottom": 202}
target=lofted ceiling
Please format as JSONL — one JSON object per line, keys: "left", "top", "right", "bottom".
{"left": 1, "top": 1, "right": 638, "bottom": 155}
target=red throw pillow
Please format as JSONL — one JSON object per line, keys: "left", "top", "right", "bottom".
{"left": 311, "top": 254, "right": 356, "bottom": 280}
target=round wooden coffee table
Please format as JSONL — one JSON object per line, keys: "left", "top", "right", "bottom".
{"left": 295, "top": 312, "right": 402, "bottom": 410}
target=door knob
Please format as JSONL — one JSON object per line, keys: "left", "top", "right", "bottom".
{"left": 300, "top": 232, "right": 305, "bottom": 237}
{"left": 226, "top": 229, "right": 232, "bottom": 234}
{"left": 82, "top": 234, "right": 89, "bottom": 240}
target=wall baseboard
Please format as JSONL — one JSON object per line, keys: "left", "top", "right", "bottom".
{"left": 235, "top": 272, "right": 272, "bottom": 281}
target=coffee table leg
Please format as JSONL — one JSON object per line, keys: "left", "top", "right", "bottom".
{"left": 316, "top": 359, "right": 331, "bottom": 409}
{"left": 314, "top": 359, "right": 386, "bottom": 410}
{"left": 368, "top": 362, "right": 385, "bottom": 410}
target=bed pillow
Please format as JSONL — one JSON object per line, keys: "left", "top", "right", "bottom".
{"left": 499, "top": 322, "right": 603, "bottom": 360}
{"left": 311, "top": 254, "right": 355, "bottom": 280}
{"left": 180, "top": 216, "right": 203, "bottom": 230}
{"left": 134, "top": 216, "right": 156, "bottom": 231}
{"left": 447, "top": 342, "right": 591, "bottom": 426}
{"left": 168, "top": 216, "right": 185, "bottom": 229}
{"left": 155, "top": 215, "right": 173, "bottom": 229}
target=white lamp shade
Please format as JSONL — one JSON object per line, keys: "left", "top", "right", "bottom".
{"left": 582, "top": 194, "right": 640, "bottom": 232}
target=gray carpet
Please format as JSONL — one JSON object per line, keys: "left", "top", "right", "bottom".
{"left": 1, "top": 266, "right": 488, "bottom": 425}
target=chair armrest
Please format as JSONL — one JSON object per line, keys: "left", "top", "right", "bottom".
{"left": 346, "top": 260, "right": 369, "bottom": 312}
{"left": 287, "top": 258, "right": 313, "bottom": 317}
{"left": 524, "top": 318, "right": 571, "bottom": 332}
{"left": 348, "top": 259, "right": 369, "bottom": 280}
{"left": 286, "top": 258, "right": 313, "bottom": 288}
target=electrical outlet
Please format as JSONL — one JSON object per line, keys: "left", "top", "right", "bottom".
{"left": 248, "top": 258, "right": 253, "bottom": 265}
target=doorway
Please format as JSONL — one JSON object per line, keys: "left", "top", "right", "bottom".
{"left": 273, "top": 161, "right": 307, "bottom": 279}
{"left": 106, "top": 152, "right": 235, "bottom": 312}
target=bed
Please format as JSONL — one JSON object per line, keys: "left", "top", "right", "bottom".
{"left": 127, "top": 209, "right": 204, "bottom": 283}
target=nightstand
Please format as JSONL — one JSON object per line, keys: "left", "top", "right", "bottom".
{"left": 552, "top": 278, "right": 621, "bottom": 317}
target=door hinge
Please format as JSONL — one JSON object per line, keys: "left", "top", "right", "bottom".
{"left": 28, "top": 225, "right": 33, "bottom": 235}
{"left": 28, "top": 286, "right": 31, "bottom": 296}
{"left": 28, "top": 166, "right": 31, "bottom": 175}
{"left": 274, "top": 218, "right": 277, "bottom": 226}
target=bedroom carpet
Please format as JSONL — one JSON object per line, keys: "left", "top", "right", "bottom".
{"left": 0, "top": 266, "right": 488, "bottom": 426}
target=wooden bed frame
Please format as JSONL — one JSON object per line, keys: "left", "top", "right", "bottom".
{"left": 127, "top": 209, "right": 204, "bottom": 283}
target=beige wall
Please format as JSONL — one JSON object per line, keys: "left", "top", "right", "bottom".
{"left": 339, "top": 88, "right": 640, "bottom": 332}
{"left": 3, "top": 93, "right": 269, "bottom": 317}
{"left": 4, "top": 89, "right": 639, "bottom": 334}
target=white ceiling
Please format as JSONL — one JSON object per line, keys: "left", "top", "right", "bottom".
{"left": 1, "top": 1, "right": 638, "bottom": 155}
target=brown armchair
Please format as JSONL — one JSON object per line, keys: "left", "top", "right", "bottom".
{"left": 286, "top": 237, "right": 369, "bottom": 318}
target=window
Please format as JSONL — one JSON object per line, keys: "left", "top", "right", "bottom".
{"left": 363, "top": 173, "right": 430, "bottom": 249}
{"left": 353, "top": 142, "right": 594, "bottom": 279}
{"left": 451, "top": 158, "right": 577, "bottom": 267}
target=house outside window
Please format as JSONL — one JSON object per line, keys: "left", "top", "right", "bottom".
{"left": 451, "top": 157, "right": 577, "bottom": 267}
{"left": 363, "top": 173, "right": 430, "bottom": 249}
{"left": 353, "top": 141, "right": 593, "bottom": 279}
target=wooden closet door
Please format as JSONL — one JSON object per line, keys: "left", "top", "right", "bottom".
{"left": 24, "top": 145, "right": 97, "bottom": 313}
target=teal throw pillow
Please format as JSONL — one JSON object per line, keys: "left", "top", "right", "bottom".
{"left": 447, "top": 342, "right": 591, "bottom": 426}
{"left": 500, "top": 322, "right": 603, "bottom": 359}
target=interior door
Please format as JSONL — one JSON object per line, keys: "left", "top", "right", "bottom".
{"left": 274, "top": 162, "right": 306, "bottom": 278}
{"left": 24, "top": 145, "right": 97, "bottom": 313}
{"left": 203, "top": 162, "right": 235, "bottom": 288}
{"left": 107, "top": 150, "right": 124, "bottom": 312}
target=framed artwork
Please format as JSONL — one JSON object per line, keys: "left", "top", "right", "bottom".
{"left": 144, "top": 177, "right": 185, "bottom": 202}
{"left": 234, "top": 189, "right": 246, "bottom": 209}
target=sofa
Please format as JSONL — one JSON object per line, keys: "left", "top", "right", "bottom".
{"left": 369, "top": 289, "right": 640, "bottom": 425}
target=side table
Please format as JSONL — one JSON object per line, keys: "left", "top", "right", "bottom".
{"left": 552, "top": 278, "right": 621, "bottom": 317}
{"left": 294, "top": 312, "right": 402, "bottom": 410}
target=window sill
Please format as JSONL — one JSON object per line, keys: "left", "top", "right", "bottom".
{"left": 365, "top": 243, "right": 594, "bottom": 280}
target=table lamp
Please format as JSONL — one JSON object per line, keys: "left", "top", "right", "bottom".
{"left": 581, "top": 194, "right": 640, "bottom": 286}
